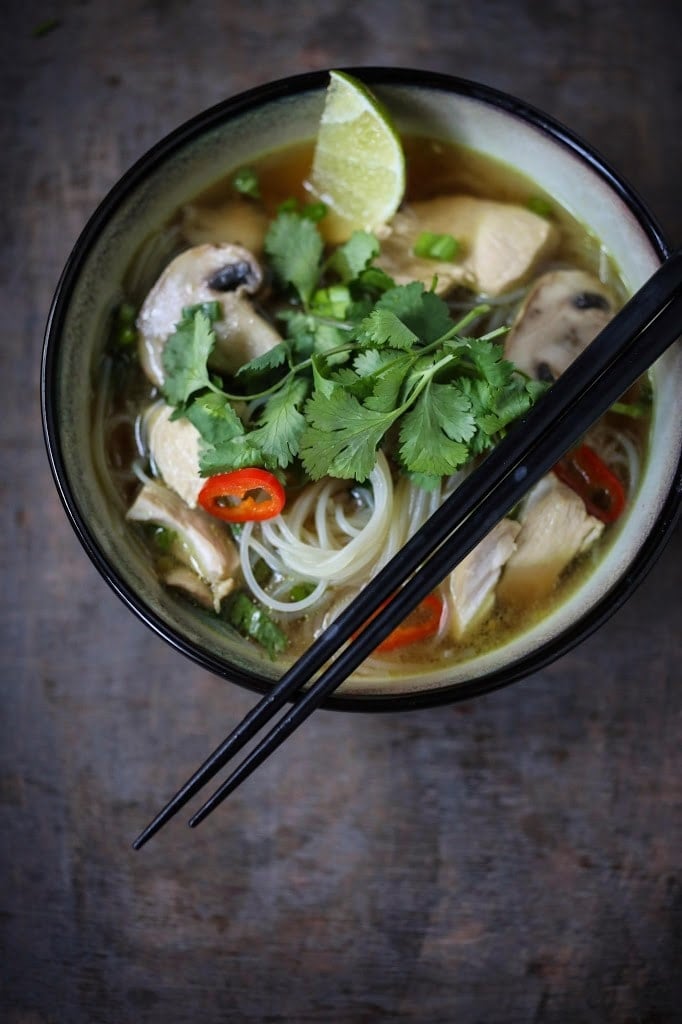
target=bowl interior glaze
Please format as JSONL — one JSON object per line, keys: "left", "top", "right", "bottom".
{"left": 42, "top": 68, "right": 681, "bottom": 709}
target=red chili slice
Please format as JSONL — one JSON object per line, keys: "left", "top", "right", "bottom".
{"left": 553, "top": 443, "right": 626, "bottom": 523}
{"left": 375, "top": 593, "right": 445, "bottom": 653}
{"left": 198, "top": 468, "right": 286, "bottom": 523}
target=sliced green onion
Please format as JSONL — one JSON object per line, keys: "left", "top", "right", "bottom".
{"left": 181, "top": 300, "right": 222, "bottom": 324}
{"left": 288, "top": 581, "right": 317, "bottom": 602}
{"left": 231, "top": 167, "right": 260, "bottom": 199}
{"left": 152, "top": 526, "right": 177, "bottom": 552}
{"left": 114, "top": 302, "right": 138, "bottom": 346}
{"left": 413, "top": 231, "right": 460, "bottom": 261}
{"left": 312, "top": 284, "right": 351, "bottom": 318}
{"left": 610, "top": 399, "right": 649, "bottom": 419}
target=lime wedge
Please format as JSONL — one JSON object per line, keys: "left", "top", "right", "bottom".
{"left": 309, "top": 71, "right": 406, "bottom": 242}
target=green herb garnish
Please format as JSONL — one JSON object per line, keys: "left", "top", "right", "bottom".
{"left": 226, "top": 592, "right": 287, "bottom": 659}
{"left": 231, "top": 167, "right": 261, "bottom": 199}
{"left": 413, "top": 231, "right": 460, "bottom": 261}
{"left": 114, "top": 302, "right": 138, "bottom": 347}
{"left": 160, "top": 207, "right": 545, "bottom": 484}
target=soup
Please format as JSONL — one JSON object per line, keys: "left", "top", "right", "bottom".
{"left": 95, "top": 134, "right": 651, "bottom": 677}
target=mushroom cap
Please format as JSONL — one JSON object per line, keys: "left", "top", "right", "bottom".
{"left": 504, "top": 268, "right": 616, "bottom": 380}
{"left": 136, "top": 243, "right": 279, "bottom": 386}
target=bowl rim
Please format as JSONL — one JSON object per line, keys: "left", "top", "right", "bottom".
{"left": 41, "top": 66, "right": 681, "bottom": 712}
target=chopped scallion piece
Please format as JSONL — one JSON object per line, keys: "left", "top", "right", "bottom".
{"left": 152, "top": 526, "right": 177, "bottom": 552}
{"left": 413, "top": 231, "right": 460, "bottom": 261}
{"left": 114, "top": 302, "right": 138, "bottom": 346}
{"left": 312, "top": 284, "right": 351, "bottom": 317}
{"left": 181, "top": 300, "right": 222, "bottom": 324}
{"left": 231, "top": 167, "right": 260, "bottom": 199}
{"left": 288, "top": 582, "right": 317, "bottom": 602}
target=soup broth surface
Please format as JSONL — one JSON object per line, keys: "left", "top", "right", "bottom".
{"left": 97, "top": 135, "right": 649, "bottom": 679}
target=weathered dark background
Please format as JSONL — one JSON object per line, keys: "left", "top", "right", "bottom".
{"left": 2, "top": 1, "right": 681, "bottom": 1021}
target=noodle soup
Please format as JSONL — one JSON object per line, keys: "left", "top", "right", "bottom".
{"left": 96, "top": 134, "right": 651, "bottom": 680}
{"left": 43, "top": 70, "right": 679, "bottom": 706}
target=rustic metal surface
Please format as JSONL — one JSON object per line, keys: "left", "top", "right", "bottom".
{"left": 2, "top": 1, "right": 681, "bottom": 1021}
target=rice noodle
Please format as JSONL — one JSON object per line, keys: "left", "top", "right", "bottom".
{"left": 585, "top": 421, "right": 642, "bottom": 494}
{"left": 266, "top": 450, "right": 394, "bottom": 582}
{"left": 238, "top": 451, "right": 401, "bottom": 615}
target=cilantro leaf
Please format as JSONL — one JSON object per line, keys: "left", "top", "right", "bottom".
{"left": 356, "top": 308, "right": 419, "bottom": 350}
{"left": 460, "top": 338, "right": 515, "bottom": 388}
{"left": 398, "top": 387, "right": 471, "bottom": 476}
{"left": 353, "top": 348, "right": 401, "bottom": 378}
{"left": 429, "top": 382, "right": 477, "bottom": 443}
{"left": 185, "top": 391, "right": 244, "bottom": 445}
{"left": 198, "top": 434, "right": 273, "bottom": 476}
{"left": 375, "top": 282, "right": 452, "bottom": 343}
{"left": 182, "top": 391, "right": 266, "bottom": 475}
{"left": 161, "top": 310, "right": 215, "bottom": 405}
{"left": 299, "top": 389, "right": 401, "bottom": 481}
{"left": 248, "top": 377, "right": 309, "bottom": 467}
{"left": 236, "top": 342, "right": 289, "bottom": 378}
{"left": 328, "top": 231, "right": 380, "bottom": 282}
{"left": 364, "top": 355, "right": 414, "bottom": 413}
{"left": 264, "top": 211, "right": 324, "bottom": 306}
{"left": 225, "top": 592, "right": 287, "bottom": 659}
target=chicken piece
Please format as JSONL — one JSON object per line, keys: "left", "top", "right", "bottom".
{"left": 497, "top": 475, "right": 604, "bottom": 606}
{"left": 504, "top": 269, "right": 616, "bottom": 381}
{"left": 181, "top": 198, "right": 269, "bottom": 254}
{"left": 143, "top": 401, "right": 205, "bottom": 508}
{"left": 448, "top": 518, "right": 521, "bottom": 639}
{"left": 137, "top": 243, "right": 281, "bottom": 387}
{"left": 162, "top": 566, "right": 215, "bottom": 609}
{"left": 127, "top": 479, "right": 238, "bottom": 609}
{"left": 377, "top": 195, "right": 558, "bottom": 296}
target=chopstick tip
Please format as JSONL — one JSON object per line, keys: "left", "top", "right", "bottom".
{"left": 131, "top": 830, "right": 151, "bottom": 851}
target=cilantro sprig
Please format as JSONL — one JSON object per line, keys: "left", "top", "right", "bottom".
{"left": 159, "top": 208, "right": 545, "bottom": 484}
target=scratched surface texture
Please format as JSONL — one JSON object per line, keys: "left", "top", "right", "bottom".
{"left": 2, "top": 1, "right": 681, "bottom": 1021}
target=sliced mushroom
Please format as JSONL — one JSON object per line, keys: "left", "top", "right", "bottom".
{"left": 377, "top": 196, "right": 558, "bottom": 296}
{"left": 143, "top": 401, "right": 205, "bottom": 508}
{"left": 497, "top": 474, "right": 604, "bottom": 606}
{"left": 137, "top": 243, "right": 281, "bottom": 387}
{"left": 127, "top": 478, "right": 239, "bottom": 610}
{"left": 504, "top": 269, "right": 616, "bottom": 381}
{"left": 448, "top": 517, "right": 521, "bottom": 639}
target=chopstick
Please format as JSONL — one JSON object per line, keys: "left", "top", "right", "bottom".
{"left": 133, "top": 249, "right": 682, "bottom": 848}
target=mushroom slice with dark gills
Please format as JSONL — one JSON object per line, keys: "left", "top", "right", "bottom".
{"left": 137, "top": 243, "right": 281, "bottom": 387}
{"left": 504, "top": 269, "right": 616, "bottom": 381}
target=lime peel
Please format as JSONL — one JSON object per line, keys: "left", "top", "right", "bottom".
{"left": 310, "top": 71, "right": 406, "bottom": 242}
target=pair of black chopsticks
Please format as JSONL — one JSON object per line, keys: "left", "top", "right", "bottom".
{"left": 133, "top": 249, "right": 682, "bottom": 849}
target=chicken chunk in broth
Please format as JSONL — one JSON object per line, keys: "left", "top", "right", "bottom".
{"left": 96, "top": 134, "right": 651, "bottom": 674}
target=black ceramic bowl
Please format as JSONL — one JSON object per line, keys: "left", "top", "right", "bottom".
{"left": 41, "top": 68, "right": 682, "bottom": 710}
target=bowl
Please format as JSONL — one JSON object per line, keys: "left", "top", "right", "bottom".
{"left": 41, "top": 67, "right": 682, "bottom": 710}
